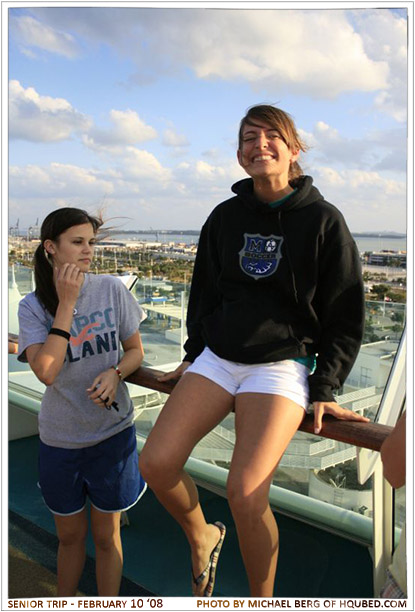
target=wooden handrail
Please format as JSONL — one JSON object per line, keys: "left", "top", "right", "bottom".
{"left": 8, "top": 333, "right": 392, "bottom": 452}
{"left": 126, "top": 366, "right": 392, "bottom": 452}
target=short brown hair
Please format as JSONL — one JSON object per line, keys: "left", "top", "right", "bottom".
{"left": 238, "top": 105, "right": 308, "bottom": 179}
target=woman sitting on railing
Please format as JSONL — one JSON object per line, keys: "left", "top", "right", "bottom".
{"left": 140, "top": 104, "right": 370, "bottom": 598}
{"left": 17, "top": 208, "right": 147, "bottom": 597}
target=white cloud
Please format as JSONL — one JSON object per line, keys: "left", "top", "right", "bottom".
{"left": 86, "top": 109, "right": 157, "bottom": 148}
{"left": 317, "top": 167, "right": 404, "bottom": 192}
{"left": 374, "top": 90, "right": 406, "bottom": 123}
{"left": 316, "top": 167, "right": 346, "bottom": 187}
{"left": 9, "top": 163, "right": 114, "bottom": 197}
{"left": 8, "top": 154, "right": 406, "bottom": 232}
{"left": 194, "top": 160, "right": 226, "bottom": 180}
{"left": 121, "top": 147, "right": 172, "bottom": 182}
{"left": 177, "top": 162, "right": 190, "bottom": 171}
{"left": 10, "top": 14, "right": 79, "bottom": 58}
{"left": 20, "top": 47, "right": 37, "bottom": 60}
{"left": 162, "top": 128, "right": 189, "bottom": 147}
{"left": 351, "top": 9, "right": 407, "bottom": 121}
{"left": 81, "top": 135, "right": 173, "bottom": 186}
{"left": 20, "top": 8, "right": 395, "bottom": 101}
{"left": 9, "top": 148, "right": 173, "bottom": 207}
{"left": 174, "top": 158, "right": 244, "bottom": 203}
{"left": 202, "top": 148, "right": 223, "bottom": 161}
{"left": 312, "top": 166, "right": 406, "bottom": 232}
{"left": 7, "top": 6, "right": 407, "bottom": 233}
{"left": 8, "top": 152, "right": 245, "bottom": 230}
{"left": 186, "top": 10, "right": 388, "bottom": 99}
{"left": 11, "top": 8, "right": 407, "bottom": 128}
{"left": 304, "top": 120, "right": 407, "bottom": 173}
{"left": 9, "top": 80, "right": 91, "bottom": 142}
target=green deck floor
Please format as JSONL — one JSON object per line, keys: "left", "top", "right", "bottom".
{"left": 9, "top": 435, "right": 374, "bottom": 598}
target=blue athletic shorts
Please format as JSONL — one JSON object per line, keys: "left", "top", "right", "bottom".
{"left": 38, "top": 425, "right": 147, "bottom": 516}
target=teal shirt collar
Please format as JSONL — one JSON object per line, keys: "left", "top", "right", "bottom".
{"left": 268, "top": 188, "right": 298, "bottom": 208}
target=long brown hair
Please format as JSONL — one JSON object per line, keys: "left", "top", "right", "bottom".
{"left": 238, "top": 105, "right": 308, "bottom": 180}
{"left": 34, "top": 208, "right": 103, "bottom": 316}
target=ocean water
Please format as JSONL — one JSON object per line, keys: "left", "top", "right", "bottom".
{"left": 109, "top": 232, "right": 406, "bottom": 253}
{"left": 354, "top": 236, "right": 406, "bottom": 252}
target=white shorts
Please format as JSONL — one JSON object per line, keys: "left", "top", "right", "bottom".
{"left": 185, "top": 347, "right": 310, "bottom": 411}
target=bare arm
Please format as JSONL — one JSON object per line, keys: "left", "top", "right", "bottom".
{"left": 87, "top": 331, "right": 144, "bottom": 407}
{"left": 9, "top": 340, "right": 18, "bottom": 354}
{"left": 26, "top": 264, "right": 83, "bottom": 385}
{"left": 118, "top": 331, "right": 144, "bottom": 377}
{"left": 380, "top": 412, "right": 406, "bottom": 489}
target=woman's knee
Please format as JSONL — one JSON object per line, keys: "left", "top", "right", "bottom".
{"left": 91, "top": 515, "right": 121, "bottom": 552}
{"left": 226, "top": 478, "right": 270, "bottom": 521}
{"left": 93, "top": 526, "right": 120, "bottom": 552}
{"left": 56, "top": 518, "right": 88, "bottom": 547}
{"left": 139, "top": 446, "right": 181, "bottom": 488}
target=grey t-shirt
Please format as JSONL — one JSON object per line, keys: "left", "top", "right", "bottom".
{"left": 18, "top": 274, "right": 146, "bottom": 449}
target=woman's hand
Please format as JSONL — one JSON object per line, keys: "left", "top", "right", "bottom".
{"left": 54, "top": 264, "right": 84, "bottom": 306}
{"left": 313, "top": 401, "right": 370, "bottom": 434}
{"left": 157, "top": 361, "right": 191, "bottom": 382}
{"left": 87, "top": 368, "right": 120, "bottom": 409}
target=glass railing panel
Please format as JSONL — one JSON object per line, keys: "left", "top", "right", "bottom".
{"left": 133, "top": 278, "right": 187, "bottom": 367}
{"left": 395, "top": 485, "right": 405, "bottom": 532}
{"left": 8, "top": 265, "right": 406, "bottom": 539}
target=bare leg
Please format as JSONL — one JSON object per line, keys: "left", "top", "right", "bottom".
{"left": 54, "top": 509, "right": 88, "bottom": 596}
{"left": 228, "top": 393, "right": 305, "bottom": 597}
{"left": 90, "top": 507, "right": 123, "bottom": 596}
{"left": 140, "top": 373, "right": 234, "bottom": 595}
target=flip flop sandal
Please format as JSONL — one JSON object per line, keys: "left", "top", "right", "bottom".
{"left": 192, "top": 521, "right": 226, "bottom": 597}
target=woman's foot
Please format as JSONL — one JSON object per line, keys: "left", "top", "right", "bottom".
{"left": 191, "top": 522, "right": 224, "bottom": 596}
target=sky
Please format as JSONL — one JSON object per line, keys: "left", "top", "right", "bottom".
{"left": 6, "top": 3, "right": 410, "bottom": 234}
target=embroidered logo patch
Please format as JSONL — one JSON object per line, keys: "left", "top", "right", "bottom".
{"left": 239, "top": 233, "right": 284, "bottom": 279}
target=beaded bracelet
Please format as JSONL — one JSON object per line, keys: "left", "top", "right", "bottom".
{"left": 49, "top": 328, "right": 70, "bottom": 341}
{"left": 112, "top": 365, "right": 123, "bottom": 380}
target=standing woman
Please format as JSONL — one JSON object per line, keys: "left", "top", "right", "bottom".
{"left": 17, "top": 208, "right": 147, "bottom": 596}
{"left": 140, "top": 105, "right": 369, "bottom": 597}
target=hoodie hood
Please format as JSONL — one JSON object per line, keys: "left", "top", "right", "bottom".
{"left": 231, "top": 175, "right": 324, "bottom": 214}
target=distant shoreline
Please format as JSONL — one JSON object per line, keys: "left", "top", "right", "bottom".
{"left": 351, "top": 233, "right": 406, "bottom": 239}
{"left": 108, "top": 230, "right": 200, "bottom": 236}
{"left": 108, "top": 230, "right": 406, "bottom": 239}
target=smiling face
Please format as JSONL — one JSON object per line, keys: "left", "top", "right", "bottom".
{"left": 44, "top": 223, "right": 96, "bottom": 272}
{"left": 237, "top": 120, "right": 299, "bottom": 186}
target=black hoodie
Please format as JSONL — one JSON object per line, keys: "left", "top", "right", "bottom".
{"left": 183, "top": 175, "right": 365, "bottom": 403}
